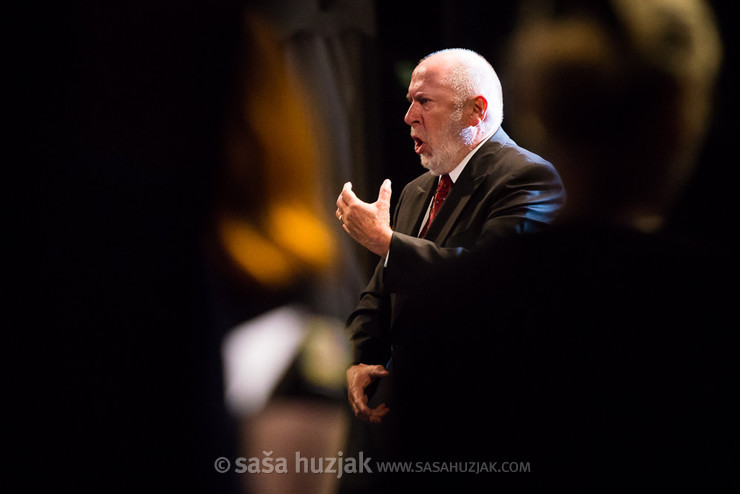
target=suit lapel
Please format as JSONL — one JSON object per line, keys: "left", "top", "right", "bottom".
{"left": 395, "top": 175, "right": 436, "bottom": 236}
{"left": 424, "top": 172, "right": 486, "bottom": 242}
{"left": 394, "top": 128, "right": 510, "bottom": 241}
{"left": 423, "top": 129, "right": 508, "bottom": 242}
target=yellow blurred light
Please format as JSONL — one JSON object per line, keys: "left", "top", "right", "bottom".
{"left": 267, "top": 204, "right": 337, "bottom": 272}
{"left": 218, "top": 214, "right": 295, "bottom": 288}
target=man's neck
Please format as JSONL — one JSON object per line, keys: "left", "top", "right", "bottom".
{"left": 443, "top": 129, "right": 495, "bottom": 180}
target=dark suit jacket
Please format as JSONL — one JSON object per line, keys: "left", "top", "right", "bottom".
{"left": 346, "top": 127, "right": 565, "bottom": 371}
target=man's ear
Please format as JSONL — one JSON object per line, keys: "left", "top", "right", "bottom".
{"left": 469, "top": 95, "right": 488, "bottom": 126}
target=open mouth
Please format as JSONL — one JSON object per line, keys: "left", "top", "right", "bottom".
{"left": 412, "top": 136, "right": 425, "bottom": 154}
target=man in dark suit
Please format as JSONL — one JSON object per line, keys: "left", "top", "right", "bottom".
{"left": 335, "top": 49, "right": 564, "bottom": 435}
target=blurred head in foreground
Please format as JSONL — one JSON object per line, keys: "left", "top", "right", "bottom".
{"left": 507, "top": 0, "right": 722, "bottom": 232}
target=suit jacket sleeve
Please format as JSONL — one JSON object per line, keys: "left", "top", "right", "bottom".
{"left": 345, "top": 258, "right": 390, "bottom": 365}
{"left": 344, "top": 184, "right": 412, "bottom": 365}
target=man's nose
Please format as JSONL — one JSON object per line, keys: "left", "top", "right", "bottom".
{"left": 404, "top": 103, "right": 418, "bottom": 126}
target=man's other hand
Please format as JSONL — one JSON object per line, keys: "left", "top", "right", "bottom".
{"left": 346, "top": 363, "right": 391, "bottom": 424}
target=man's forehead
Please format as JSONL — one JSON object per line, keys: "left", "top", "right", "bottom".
{"left": 407, "top": 63, "right": 445, "bottom": 94}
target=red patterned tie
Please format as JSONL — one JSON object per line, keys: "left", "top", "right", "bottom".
{"left": 420, "top": 174, "right": 452, "bottom": 238}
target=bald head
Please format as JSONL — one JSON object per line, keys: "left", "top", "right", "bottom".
{"left": 419, "top": 49, "right": 504, "bottom": 132}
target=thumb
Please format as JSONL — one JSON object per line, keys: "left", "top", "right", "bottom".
{"left": 377, "top": 179, "right": 392, "bottom": 207}
{"left": 341, "top": 181, "right": 356, "bottom": 203}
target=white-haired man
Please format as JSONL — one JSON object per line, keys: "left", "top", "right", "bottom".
{"left": 335, "top": 48, "right": 565, "bottom": 428}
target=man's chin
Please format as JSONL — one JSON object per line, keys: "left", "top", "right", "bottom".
{"left": 420, "top": 155, "right": 446, "bottom": 176}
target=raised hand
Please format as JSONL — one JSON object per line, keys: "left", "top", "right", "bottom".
{"left": 336, "top": 180, "right": 393, "bottom": 256}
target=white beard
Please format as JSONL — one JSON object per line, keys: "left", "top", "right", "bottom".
{"left": 419, "top": 112, "right": 474, "bottom": 176}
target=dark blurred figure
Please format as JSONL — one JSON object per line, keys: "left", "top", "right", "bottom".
{"left": 388, "top": 0, "right": 736, "bottom": 491}
{"left": 507, "top": 0, "right": 722, "bottom": 234}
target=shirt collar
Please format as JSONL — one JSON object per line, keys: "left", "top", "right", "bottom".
{"left": 447, "top": 131, "right": 495, "bottom": 183}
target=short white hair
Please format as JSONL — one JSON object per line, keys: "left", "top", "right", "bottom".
{"left": 421, "top": 48, "right": 504, "bottom": 129}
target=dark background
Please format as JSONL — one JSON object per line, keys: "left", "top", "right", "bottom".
{"left": 13, "top": 1, "right": 737, "bottom": 492}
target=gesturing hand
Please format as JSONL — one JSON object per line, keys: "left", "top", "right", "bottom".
{"left": 336, "top": 180, "right": 393, "bottom": 256}
{"left": 346, "top": 364, "right": 391, "bottom": 424}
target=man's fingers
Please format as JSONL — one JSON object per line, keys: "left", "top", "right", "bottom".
{"left": 350, "top": 398, "right": 366, "bottom": 416}
{"left": 337, "top": 180, "right": 391, "bottom": 224}
{"left": 368, "top": 365, "right": 390, "bottom": 378}
{"left": 349, "top": 389, "right": 375, "bottom": 422}
{"left": 372, "top": 403, "right": 390, "bottom": 418}
{"left": 366, "top": 403, "right": 390, "bottom": 424}
{"left": 377, "top": 179, "right": 392, "bottom": 208}
{"left": 336, "top": 182, "right": 353, "bottom": 209}
{"left": 354, "top": 400, "right": 372, "bottom": 417}
{"left": 355, "top": 402, "right": 390, "bottom": 424}
{"left": 340, "top": 182, "right": 357, "bottom": 203}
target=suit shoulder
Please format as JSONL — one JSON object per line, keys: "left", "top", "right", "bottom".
{"left": 477, "top": 139, "right": 558, "bottom": 181}
{"left": 499, "top": 140, "right": 552, "bottom": 169}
